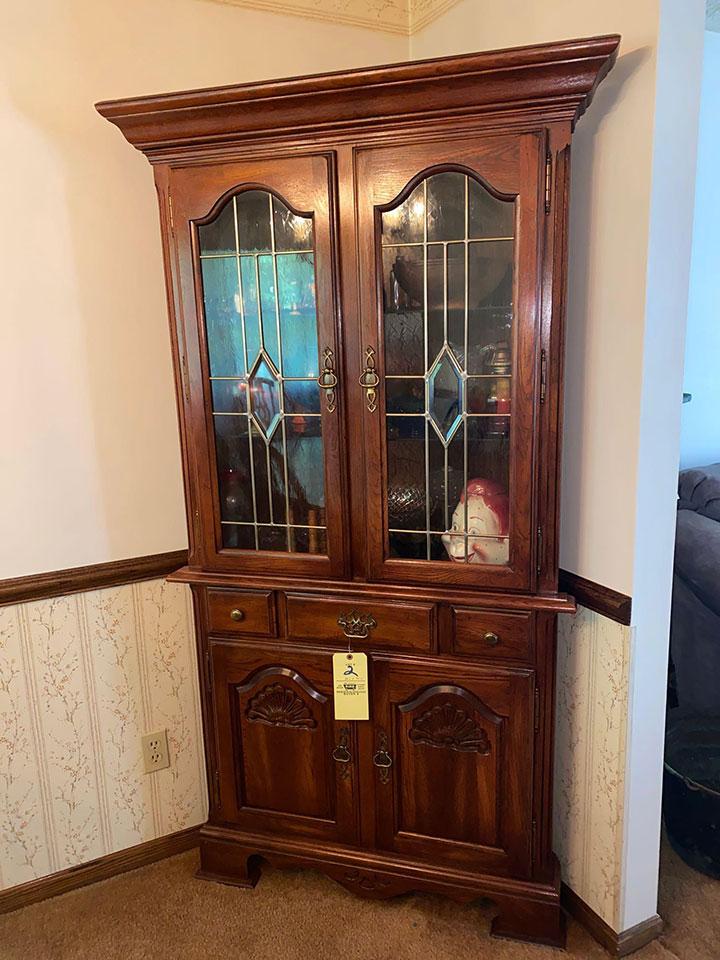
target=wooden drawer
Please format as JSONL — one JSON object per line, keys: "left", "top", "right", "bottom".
{"left": 451, "top": 607, "right": 533, "bottom": 661}
{"left": 206, "top": 589, "right": 276, "bottom": 637}
{"left": 286, "top": 593, "right": 434, "bottom": 652}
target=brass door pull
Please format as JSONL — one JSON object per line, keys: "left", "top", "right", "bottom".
{"left": 333, "top": 727, "right": 352, "bottom": 780}
{"left": 318, "top": 347, "right": 338, "bottom": 413}
{"left": 337, "top": 611, "right": 377, "bottom": 639}
{"left": 230, "top": 609, "right": 244, "bottom": 622}
{"left": 332, "top": 728, "right": 352, "bottom": 763}
{"left": 373, "top": 731, "right": 392, "bottom": 783}
{"left": 359, "top": 346, "right": 380, "bottom": 413}
{"left": 483, "top": 631, "right": 500, "bottom": 646}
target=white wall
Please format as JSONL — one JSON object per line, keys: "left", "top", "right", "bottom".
{"left": 413, "top": 0, "right": 705, "bottom": 933}
{"left": 622, "top": 0, "right": 704, "bottom": 928}
{"left": 0, "top": 0, "right": 406, "bottom": 580}
{"left": 680, "top": 30, "right": 720, "bottom": 470}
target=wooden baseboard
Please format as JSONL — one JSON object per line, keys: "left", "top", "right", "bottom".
{"left": 0, "top": 550, "right": 189, "bottom": 607}
{"left": 558, "top": 569, "right": 632, "bottom": 625}
{"left": 561, "top": 883, "right": 663, "bottom": 956}
{"left": 0, "top": 825, "right": 200, "bottom": 915}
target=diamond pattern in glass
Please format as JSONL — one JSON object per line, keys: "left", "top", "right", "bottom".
{"left": 428, "top": 348, "right": 463, "bottom": 443}
{"left": 248, "top": 353, "right": 281, "bottom": 440}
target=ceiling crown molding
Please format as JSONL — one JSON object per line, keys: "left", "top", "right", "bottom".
{"left": 202, "top": 0, "right": 463, "bottom": 35}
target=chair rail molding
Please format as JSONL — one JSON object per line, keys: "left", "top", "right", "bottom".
{"left": 0, "top": 551, "right": 188, "bottom": 607}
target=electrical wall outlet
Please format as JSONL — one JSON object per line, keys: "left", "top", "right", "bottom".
{"left": 141, "top": 729, "right": 170, "bottom": 773}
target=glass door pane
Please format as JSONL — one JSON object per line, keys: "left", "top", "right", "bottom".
{"left": 381, "top": 172, "right": 514, "bottom": 567}
{"left": 198, "top": 190, "right": 327, "bottom": 555}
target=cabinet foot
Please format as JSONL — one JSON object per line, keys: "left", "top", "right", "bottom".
{"left": 197, "top": 839, "right": 262, "bottom": 890}
{"left": 490, "top": 896, "right": 566, "bottom": 948}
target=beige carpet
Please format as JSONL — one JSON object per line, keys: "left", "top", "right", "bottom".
{"left": 0, "top": 841, "right": 715, "bottom": 959}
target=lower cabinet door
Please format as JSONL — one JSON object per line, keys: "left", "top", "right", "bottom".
{"left": 210, "top": 641, "right": 357, "bottom": 843}
{"left": 371, "top": 658, "right": 535, "bottom": 878}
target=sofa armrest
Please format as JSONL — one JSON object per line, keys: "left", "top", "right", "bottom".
{"left": 675, "top": 509, "right": 720, "bottom": 619}
{"left": 678, "top": 464, "right": 720, "bottom": 521}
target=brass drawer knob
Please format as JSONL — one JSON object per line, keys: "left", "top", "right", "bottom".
{"left": 483, "top": 631, "right": 500, "bottom": 646}
{"left": 230, "top": 608, "right": 245, "bottom": 622}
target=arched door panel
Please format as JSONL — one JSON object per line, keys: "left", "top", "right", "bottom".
{"left": 371, "top": 658, "right": 535, "bottom": 877}
{"left": 210, "top": 642, "right": 358, "bottom": 843}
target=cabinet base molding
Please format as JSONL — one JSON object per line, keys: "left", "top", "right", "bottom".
{"left": 561, "top": 883, "right": 663, "bottom": 956}
{"left": 198, "top": 825, "right": 565, "bottom": 948}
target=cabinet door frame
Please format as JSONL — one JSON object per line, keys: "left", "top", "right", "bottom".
{"left": 355, "top": 131, "right": 545, "bottom": 591}
{"left": 166, "top": 151, "right": 349, "bottom": 579}
{"left": 368, "top": 654, "right": 535, "bottom": 878}
{"left": 208, "top": 639, "right": 359, "bottom": 844}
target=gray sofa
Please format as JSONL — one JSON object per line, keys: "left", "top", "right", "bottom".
{"left": 671, "top": 464, "right": 720, "bottom": 715}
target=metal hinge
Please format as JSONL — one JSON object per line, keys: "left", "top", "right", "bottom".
{"left": 539, "top": 349, "right": 547, "bottom": 404}
{"left": 534, "top": 687, "right": 540, "bottom": 732}
{"left": 181, "top": 352, "right": 191, "bottom": 403}
{"left": 168, "top": 194, "right": 175, "bottom": 233}
{"left": 532, "top": 819, "right": 537, "bottom": 864}
{"left": 544, "top": 151, "right": 552, "bottom": 214}
{"left": 536, "top": 526, "right": 543, "bottom": 576}
{"left": 205, "top": 648, "right": 213, "bottom": 696}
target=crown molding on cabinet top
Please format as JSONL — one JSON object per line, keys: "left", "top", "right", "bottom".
{"left": 96, "top": 34, "right": 620, "bottom": 157}
{"left": 201, "top": 0, "right": 463, "bottom": 36}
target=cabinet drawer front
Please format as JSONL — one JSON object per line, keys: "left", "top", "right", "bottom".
{"left": 286, "top": 594, "right": 433, "bottom": 651}
{"left": 207, "top": 589, "right": 276, "bottom": 637}
{"left": 452, "top": 608, "right": 533, "bottom": 661}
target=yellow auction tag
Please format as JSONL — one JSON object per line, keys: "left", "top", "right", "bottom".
{"left": 332, "top": 652, "right": 369, "bottom": 720}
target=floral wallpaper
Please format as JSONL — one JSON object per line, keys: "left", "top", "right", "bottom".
{"left": 555, "top": 604, "right": 631, "bottom": 930}
{"left": 0, "top": 580, "right": 206, "bottom": 891}
{"left": 1, "top": 582, "right": 629, "bottom": 934}
{"left": 203, "top": 0, "right": 462, "bottom": 35}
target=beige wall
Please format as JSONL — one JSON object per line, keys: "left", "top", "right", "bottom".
{"left": 0, "top": 0, "right": 406, "bottom": 580}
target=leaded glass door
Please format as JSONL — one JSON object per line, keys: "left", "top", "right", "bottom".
{"left": 169, "top": 155, "right": 347, "bottom": 577}
{"left": 356, "top": 135, "right": 543, "bottom": 589}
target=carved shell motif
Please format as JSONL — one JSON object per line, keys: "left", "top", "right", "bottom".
{"left": 408, "top": 701, "right": 491, "bottom": 754}
{"left": 246, "top": 683, "right": 317, "bottom": 730}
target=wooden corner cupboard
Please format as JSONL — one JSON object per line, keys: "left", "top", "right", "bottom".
{"left": 97, "top": 34, "right": 619, "bottom": 947}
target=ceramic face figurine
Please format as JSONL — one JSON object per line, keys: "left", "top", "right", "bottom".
{"left": 441, "top": 477, "right": 509, "bottom": 565}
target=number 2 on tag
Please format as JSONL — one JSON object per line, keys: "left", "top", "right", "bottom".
{"left": 332, "top": 652, "right": 369, "bottom": 720}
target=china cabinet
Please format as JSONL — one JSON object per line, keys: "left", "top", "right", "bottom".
{"left": 97, "top": 34, "right": 619, "bottom": 947}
